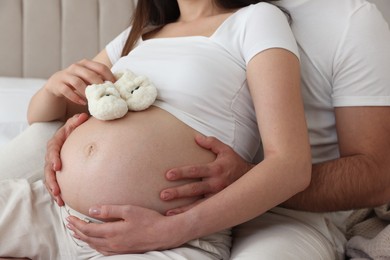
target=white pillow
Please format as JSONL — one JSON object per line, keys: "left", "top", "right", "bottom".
{"left": 0, "top": 77, "right": 46, "bottom": 149}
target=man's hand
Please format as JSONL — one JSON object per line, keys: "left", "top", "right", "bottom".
{"left": 44, "top": 113, "right": 89, "bottom": 206}
{"left": 160, "top": 135, "right": 254, "bottom": 215}
{"left": 66, "top": 204, "right": 185, "bottom": 255}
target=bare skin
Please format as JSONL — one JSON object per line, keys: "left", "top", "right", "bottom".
{"left": 57, "top": 107, "right": 216, "bottom": 217}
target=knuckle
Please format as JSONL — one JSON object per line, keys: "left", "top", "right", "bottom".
{"left": 78, "top": 225, "right": 89, "bottom": 235}
{"left": 99, "top": 207, "right": 111, "bottom": 219}
{"left": 104, "top": 229, "right": 115, "bottom": 238}
{"left": 188, "top": 166, "right": 198, "bottom": 177}
{"left": 58, "top": 84, "right": 69, "bottom": 94}
{"left": 211, "top": 164, "right": 224, "bottom": 176}
{"left": 46, "top": 144, "right": 56, "bottom": 155}
{"left": 165, "top": 188, "right": 178, "bottom": 199}
{"left": 190, "top": 184, "right": 201, "bottom": 196}
{"left": 71, "top": 77, "right": 84, "bottom": 90}
{"left": 66, "top": 124, "right": 76, "bottom": 134}
{"left": 95, "top": 62, "right": 106, "bottom": 73}
{"left": 68, "top": 63, "right": 78, "bottom": 71}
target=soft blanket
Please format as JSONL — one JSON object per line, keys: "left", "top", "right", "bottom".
{"left": 345, "top": 204, "right": 390, "bottom": 259}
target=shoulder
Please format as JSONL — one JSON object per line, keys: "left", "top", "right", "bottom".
{"left": 226, "top": 2, "right": 291, "bottom": 34}
{"left": 239, "top": 2, "right": 287, "bottom": 19}
{"left": 243, "top": 2, "right": 283, "bottom": 12}
{"left": 235, "top": 3, "right": 299, "bottom": 63}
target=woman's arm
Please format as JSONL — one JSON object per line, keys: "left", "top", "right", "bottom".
{"left": 66, "top": 48, "right": 312, "bottom": 254}
{"left": 27, "top": 50, "right": 115, "bottom": 123}
{"left": 181, "top": 48, "right": 311, "bottom": 234}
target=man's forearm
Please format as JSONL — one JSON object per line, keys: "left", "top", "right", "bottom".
{"left": 282, "top": 154, "right": 390, "bottom": 212}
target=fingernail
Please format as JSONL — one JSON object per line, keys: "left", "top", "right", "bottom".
{"left": 89, "top": 207, "right": 101, "bottom": 215}
{"left": 161, "top": 192, "right": 172, "bottom": 200}
{"left": 167, "top": 171, "right": 176, "bottom": 180}
{"left": 78, "top": 99, "right": 87, "bottom": 105}
{"left": 166, "top": 210, "right": 179, "bottom": 216}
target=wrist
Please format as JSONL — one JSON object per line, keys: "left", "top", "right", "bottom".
{"left": 161, "top": 212, "right": 200, "bottom": 247}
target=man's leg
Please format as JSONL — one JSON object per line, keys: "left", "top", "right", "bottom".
{"left": 230, "top": 207, "right": 346, "bottom": 260}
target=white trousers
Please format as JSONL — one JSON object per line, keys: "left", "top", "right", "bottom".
{"left": 0, "top": 179, "right": 231, "bottom": 260}
{"left": 230, "top": 207, "right": 347, "bottom": 260}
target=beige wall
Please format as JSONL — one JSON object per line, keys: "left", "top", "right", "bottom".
{"left": 0, "top": 0, "right": 136, "bottom": 78}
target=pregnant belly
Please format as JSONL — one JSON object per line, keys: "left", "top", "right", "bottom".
{"left": 57, "top": 106, "right": 215, "bottom": 218}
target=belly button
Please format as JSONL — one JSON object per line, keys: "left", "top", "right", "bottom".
{"left": 84, "top": 143, "right": 97, "bottom": 157}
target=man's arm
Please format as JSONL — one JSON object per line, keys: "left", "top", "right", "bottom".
{"left": 283, "top": 106, "right": 390, "bottom": 211}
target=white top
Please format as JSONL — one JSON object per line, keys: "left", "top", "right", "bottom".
{"left": 276, "top": 0, "right": 390, "bottom": 164}
{"left": 106, "top": 3, "right": 299, "bottom": 162}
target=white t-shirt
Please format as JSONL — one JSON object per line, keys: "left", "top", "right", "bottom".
{"left": 106, "top": 3, "right": 299, "bottom": 162}
{"left": 277, "top": 0, "right": 390, "bottom": 163}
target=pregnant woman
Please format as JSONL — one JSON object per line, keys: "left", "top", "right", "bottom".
{"left": 0, "top": 0, "right": 311, "bottom": 259}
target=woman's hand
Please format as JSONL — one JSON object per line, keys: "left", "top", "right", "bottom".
{"left": 160, "top": 135, "right": 254, "bottom": 215}
{"left": 28, "top": 51, "right": 114, "bottom": 123}
{"left": 66, "top": 204, "right": 186, "bottom": 255}
{"left": 44, "top": 59, "right": 116, "bottom": 105}
{"left": 44, "top": 113, "right": 90, "bottom": 205}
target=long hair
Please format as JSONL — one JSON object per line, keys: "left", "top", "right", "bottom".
{"left": 121, "top": 0, "right": 284, "bottom": 56}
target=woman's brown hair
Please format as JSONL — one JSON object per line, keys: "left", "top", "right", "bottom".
{"left": 121, "top": 0, "right": 284, "bottom": 56}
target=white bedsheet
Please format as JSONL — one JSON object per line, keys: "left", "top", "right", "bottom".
{"left": 0, "top": 77, "right": 46, "bottom": 149}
